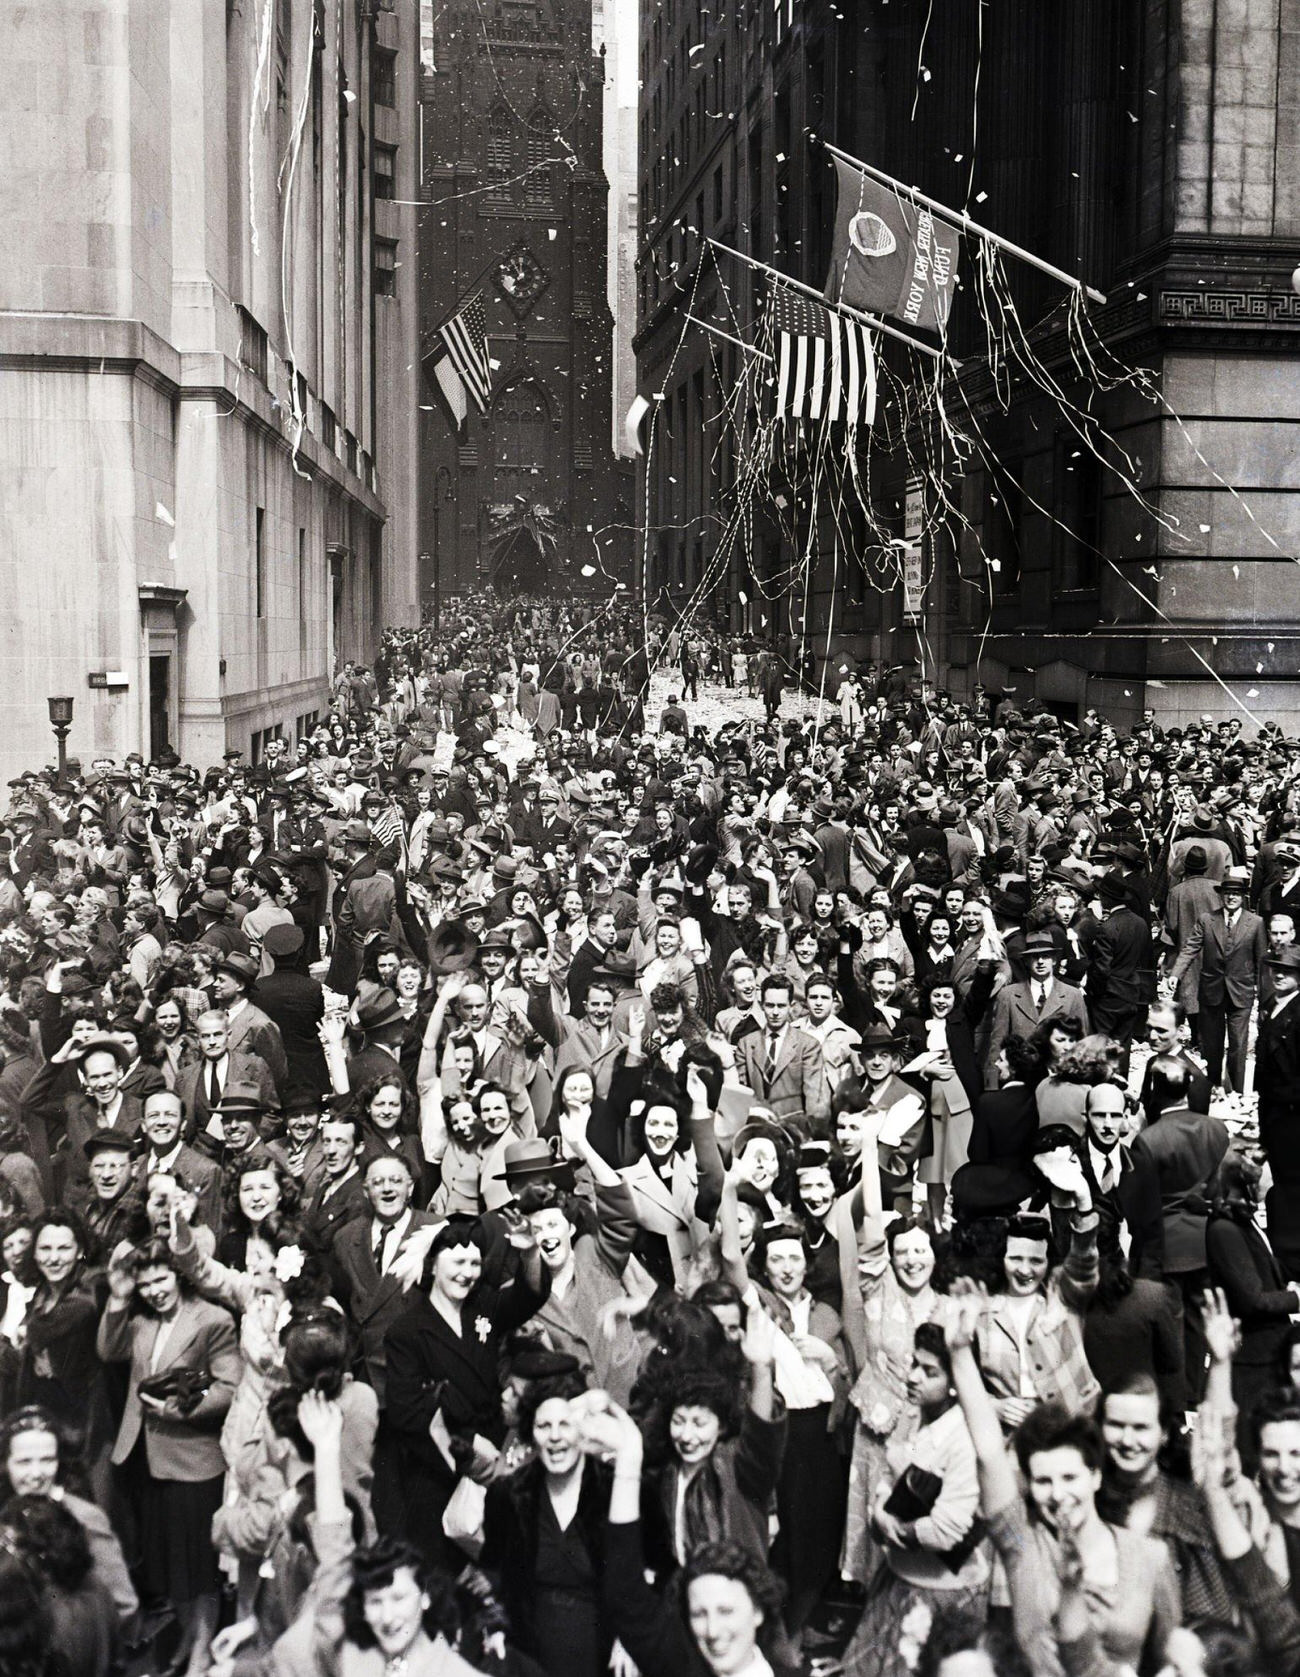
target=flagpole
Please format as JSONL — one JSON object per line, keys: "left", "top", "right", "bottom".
{"left": 686, "top": 315, "right": 774, "bottom": 362}
{"left": 819, "top": 139, "right": 1109, "bottom": 307}
{"left": 707, "top": 237, "right": 944, "bottom": 361}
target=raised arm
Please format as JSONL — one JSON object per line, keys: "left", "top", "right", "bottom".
{"left": 944, "top": 1282, "right": 1021, "bottom": 1518}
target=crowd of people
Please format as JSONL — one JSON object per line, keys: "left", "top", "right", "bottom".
{"left": 5, "top": 590, "right": 1300, "bottom": 1677}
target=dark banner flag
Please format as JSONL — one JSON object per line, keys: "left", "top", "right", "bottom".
{"left": 825, "top": 157, "right": 961, "bottom": 334}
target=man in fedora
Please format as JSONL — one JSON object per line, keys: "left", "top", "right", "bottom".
{"left": 211, "top": 950, "right": 289, "bottom": 1097}
{"left": 1256, "top": 946, "right": 1300, "bottom": 1177}
{"left": 194, "top": 1081, "right": 271, "bottom": 1170}
{"left": 1085, "top": 872, "right": 1157, "bottom": 1060}
{"left": 23, "top": 1032, "right": 143, "bottom": 1201}
{"left": 1167, "top": 865, "right": 1265, "bottom": 1094}
{"left": 984, "top": 930, "right": 1089, "bottom": 1088}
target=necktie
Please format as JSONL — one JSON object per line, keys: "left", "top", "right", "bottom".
{"left": 764, "top": 1034, "right": 779, "bottom": 1084}
{"left": 374, "top": 1225, "right": 395, "bottom": 1273}
{"left": 1033, "top": 984, "right": 1044, "bottom": 1014}
{"left": 207, "top": 1063, "right": 221, "bottom": 1108}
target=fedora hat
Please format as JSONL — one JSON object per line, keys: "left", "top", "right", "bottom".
{"left": 354, "top": 988, "right": 405, "bottom": 1032}
{"left": 1022, "top": 930, "right": 1058, "bottom": 954}
{"left": 428, "top": 920, "right": 481, "bottom": 975}
{"left": 215, "top": 1081, "right": 267, "bottom": 1118}
{"left": 74, "top": 1034, "right": 133, "bottom": 1071}
{"left": 1216, "top": 866, "right": 1250, "bottom": 893}
{"left": 1094, "top": 873, "right": 1129, "bottom": 906}
{"left": 1265, "top": 947, "right": 1300, "bottom": 971}
{"left": 217, "top": 952, "right": 260, "bottom": 988}
{"left": 859, "top": 1023, "right": 905, "bottom": 1052}
{"left": 490, "top": 1138, "right": 575, "bottom": 1190}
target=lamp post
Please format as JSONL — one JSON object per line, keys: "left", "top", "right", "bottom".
{"left": 47, "top": 696, "right": 74, "bottom": 779}
{"left": 433, "top": 465, "right": 455, "bottom": 629}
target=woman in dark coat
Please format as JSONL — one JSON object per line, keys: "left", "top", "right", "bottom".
{"left": 384, "top": 1213, "right": 550, "bottom": 1569}
{"left": 482, "top": 1366, "right": 616, "bottom": 1677}
{"left": 1205, "top": 1153, "right": 1299, "bottom": 1464}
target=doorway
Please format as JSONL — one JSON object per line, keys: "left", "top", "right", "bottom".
{"left": 149, "top": 655, "right": 170, "bottom": 758}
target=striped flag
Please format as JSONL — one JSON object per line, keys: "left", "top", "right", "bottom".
{"left": 768, "top": 286, "right": 876, "bottom": 427}
{"left": 430, "top": 292, "right": 492, "bottom": 426}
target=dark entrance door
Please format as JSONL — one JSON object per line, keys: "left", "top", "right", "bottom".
{"left": 149, "top": 655, "right": 170, "bottom": 758}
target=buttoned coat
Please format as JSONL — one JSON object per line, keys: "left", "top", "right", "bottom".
{"left": 737, "top": 1025, "right": 829, "bottom": 1126}
{"left": 330, "top": 1209, "right": 442, "bottom": 1403}
{"left": 984, "top": 979, "right": 1089, "bottom": 1085}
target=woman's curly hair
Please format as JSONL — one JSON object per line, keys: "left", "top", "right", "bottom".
{"left": 673, "top": 1540, "right": 785, "bottom": 1648}
{"left": 343, "top": 1538, "right": 459, "bottom": 1650}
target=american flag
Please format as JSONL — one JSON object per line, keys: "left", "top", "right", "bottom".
{"left": 430, "top": 292, "right": 492, "bottom": 426}
{"left": 768, "top": 285, "right": 877, "bottom": 427}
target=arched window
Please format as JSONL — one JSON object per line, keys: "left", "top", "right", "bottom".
{"left": 494, "top": 381, "right": 551, "bottom": 484}
{"left": 525, "top": 106, "right": 554, "bottom": 206}
{"left": 487, "top": 106, "right": 513, "bottom": 190}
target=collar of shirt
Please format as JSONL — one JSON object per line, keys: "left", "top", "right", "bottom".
{"left": 149, "top": 1140, "right": 183, "bottom": 1174}
{"left": 225, "top": 998, "right": 247, "bottom": 1024}
{"left": 96, "top": 1091, "right": 124, "bottom": 1128}
{"left": 372, "top": 1208, "right": 412, "bottom": 1262}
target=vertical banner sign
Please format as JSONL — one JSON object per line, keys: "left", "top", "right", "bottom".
{"left": 903, "top": 477, "right": 924, "bottom": 620}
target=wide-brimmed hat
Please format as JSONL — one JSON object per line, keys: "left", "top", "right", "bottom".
{"left": 214, "top": 1081, "right": 267, "bottom": 1119}
{"left": 1265, "top": 947, "right": 1300, "bottom": 972}
{"left": 490, "top": 1138, "right": 575, "bottom": 1190}
{"left": 428, "top": 921, "right": 480, "bottom": 975}
{"left": 1216, "top": 867, "right": 1250, "bottom": 894}
{"left": 354, "top": 988, "right": 405, "bottom": 1032}
{"left": 217, "top": 952, "right": 260, "bottom": 988}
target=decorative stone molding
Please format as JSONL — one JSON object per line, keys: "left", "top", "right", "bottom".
{"left": 1161, "top": 290, "right": 1300, "bottom": 325}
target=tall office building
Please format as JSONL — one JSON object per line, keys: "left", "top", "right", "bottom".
{"left": 637, "top": 0, "right": 1300, "bottom": 727}
{"left": 0, "top": 0, "right": 421, "bottom": 775}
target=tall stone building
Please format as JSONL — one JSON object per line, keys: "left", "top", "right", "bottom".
{"left": 637, "top": 0, "right": 1300, "bottom": 728}
{"left": 418, "top": 0, "right": 632, "bottom": 611}
{"left": 0, "top": 0, "right": 421, "bottom": 777}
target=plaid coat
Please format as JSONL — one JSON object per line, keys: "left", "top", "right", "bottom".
{"left": 977, "top": 1210, "right": 1101, "bottom": 1416}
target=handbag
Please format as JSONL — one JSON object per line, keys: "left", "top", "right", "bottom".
{"left": 883, "top": 1463, "right": 942, "bottom": 1522}
{"left": 138, "top": 1368, "right": 213, "bottom": 1415}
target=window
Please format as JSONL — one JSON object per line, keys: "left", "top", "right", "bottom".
{"left": 372, "top": 46, "right": 397, "bottom": 108}
{"left": 713, "top": 164, "right": 723, "bottom": 224}
{"left": 988, "top": 475, "right": 1024, "bottom": 595}
{"left": 526, "top": 109, "right": 554, "bottom": 206}
{"left": 494, "top": 382, "right": 551, "bottom": 481}
{"left": 374, "top": 237, "right": 398, "bottom": 295}
{"left": 374, "top": 143, "right": 396, "bottom": 199}
{"left": 298, "top": 527, "right": 308, "bottom": 650}
{"left": 487, "top": 106, "right": 512, "bottom": 201}
{"left": 1055, "top": 432, "right": 1102, "bottom": 591}
{"left": 255, "top": 507, "right": 266, "bottom": 619}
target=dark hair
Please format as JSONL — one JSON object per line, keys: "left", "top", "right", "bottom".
{"left": 268, "top": 1311, "right": 357, "bottom": 1455}
{"left": 1002, "top": 1035, "right": 1045, "bottom": 1085}
{"left": 220, "top": 1147, "right": 301, "bottom": 1242}
{"left": 912, "top": 1320, "right": 953, "bottom": 1379}
{"left": 516, "top": 1369, "right": 590, "bottom": 1444}
{"left": 885, "top": 1215, "right": 935, "bottom": 1257}
{"left": 1208, "top": 1154, "right": 1261, "bottom": 1224}
{"left": 759, "top": 973, "right": 792, "bottom": 1000}
{"left": 343, "top": 1539, "right": 459, "bottom": 1649}
{"left": 515, "top": 1182, "right": 574, "bottom": 1220}
{"left": 358, "top": 1071, "right": 419, "bottom": 1132}
{"left": 1, "top": 1494, "right": 93, "bottom": 1591}
{"left": 27, "top": 1209, "right": 89, "bottom": 1276}
{"left": 675, "top": 1541, "right": 785, "bottom": 1651}
{"left": 1013, "top": 1402, "right": 1104, "bottom": 1481}
{"left": 1147, "top": 1053, "right": 1192, "bottom": 1111}
{"left": 0, "top": 1548, "right": 49, "bottom": 1677}
{"left": 1250, "top": 1385, "right": 1300, "bottom": 1452}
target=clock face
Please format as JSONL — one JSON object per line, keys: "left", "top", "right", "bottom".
{"left": 494, "top": 244, "right": 549, "bottom": 316}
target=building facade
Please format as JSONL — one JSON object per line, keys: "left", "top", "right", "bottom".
{"left": 0, "top": 0, "right": 421, "bottom": 779}
{"left": 417, "top": 0, "right": 632, "bottom": 613}
{"left": 636, "top": 0, "right": 1300, "bottom": 729}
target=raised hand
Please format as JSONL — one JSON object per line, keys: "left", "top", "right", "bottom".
{"left": 940, "top": 1276, "right": 988, "bottom": 1352}
{"left": 106, "top": 1242, "right": 136, "bottom": 1303}
{"left": 741, "top": 1300, "right": 778, "bottom": 1368}
{"left": 1202, "top": 1287, "right": 1242, "bottom": 1366}
{"left": 297, "top": 1389, "right": 344, "bottom": 1449}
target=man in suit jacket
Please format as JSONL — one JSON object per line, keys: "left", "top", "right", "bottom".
{"left": 736, "top": 975, "right": 829, "bottom": 1128}
{"left": 22, "top": 1034, "right": 144, "bottom": 1202}
{"left": 251, "top": 923, "right": 327, "bottom": 1090}
{"left": 1128, "top": 1056, "right": 1231, "bottom": 1395}
{"left": 134, "top": 1087, "right": 223, "bottom": 1236}
{"left": 527, "top": 971, "right": 629, "bottom": 1101}
{"left": 1256, "top": 947, "right": 1300, "bottom": 1179}
{"left": 331, "top": 1152, "right": 440, "bottom": 1404}
{"left": 176, "top": 1011, "right": 278, "bottom": 1142}
{"left": 1168, "top": 866, "right": 1265, "bottom": 1094}
{"left": 1077, "top": 1082, "right": 1162, "bottom": 1279}
{"left": 211, "top": 952, "right": 289, "bottom": 1096}
{"left": 301, "top": 1111, "right": 370, "bottom": 1255}
{"left": 1140, "top": 1003, "right": 1211, "bottom": 1118}
{"left": 984, "top": 931, "right": 1089, "bottom": 1088}
{"left": 1086, "top": 875, "right": 1156, "bottom": 1056}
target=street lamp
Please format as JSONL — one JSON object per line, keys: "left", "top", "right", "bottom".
{"left": 47, "top": 695, "right": 74, "bottom": 779}
{"left": 433, "top": 465, "right": 456, "bottom": 628}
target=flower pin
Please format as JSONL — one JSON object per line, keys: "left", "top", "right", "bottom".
{"left": 274, "top": 1245, "right": 305, "bottom": 1283}
{"left": 475, "top": 1315, "right": 492, "bottom": 1343}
